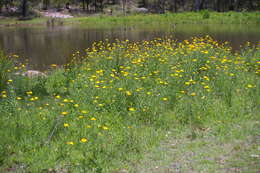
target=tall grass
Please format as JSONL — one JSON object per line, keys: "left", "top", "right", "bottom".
{"left": 0, "top": 12, "right": 259, "bottom": 27}
{"left": 0, "top": 51, "right": 14, "bottom": 91}
{"left": 67, "top": 11, "right": 260, "bottom": 27}
{"left": 0, "top": 37, "right": 259, "bottom": 172}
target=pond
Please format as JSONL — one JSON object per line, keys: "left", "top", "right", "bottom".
{"left": 0, "top": 24, "right": 259, "bottom": 70}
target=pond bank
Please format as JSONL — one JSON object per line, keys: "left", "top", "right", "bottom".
{"left": 0, "top": 11, "right": 259, "bottom": 27}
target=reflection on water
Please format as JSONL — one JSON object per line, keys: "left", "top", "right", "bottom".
{"left": 0, "top": 24, "right": 259, "bottom": 70}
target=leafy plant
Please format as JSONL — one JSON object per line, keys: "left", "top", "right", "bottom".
{"left": 201, "top": 10, "right": 210, "bottom": 19}
{"left": 45, "top": 68, "right": 68, "bottom": 95}
{"left": 0, "top": 51, "right": 13, "bottom": 91}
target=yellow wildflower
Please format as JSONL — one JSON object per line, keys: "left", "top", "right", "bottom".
{"left": 80, "top": 138, "right": 88, "bottom": 143}
{"left": 81, "top": 110, "right": 88, "bottom": 114}
{"left": 26, "top": 91, "right": 33, "bottom": 95}
{"left": 128, "top": 107, "right": 136, "bottom": 111}
{"left": 16, "top": 97, "right": 22, "bottom": 100}
{"left": 66, "top": 141, "right": 74, "bottom": 145}
{"left": 126, "top": 91, "right": 132, "bottom": 96}
{"left": 102, "top": 126, "right": 109, "bottom": 130}
{"left": 64, "top": 123, "right": 69, "bottom": 127}
{"left": 190, "top": 92, "right": 196, "bottom": 96}
{"left": 162, "top": 97, "right": 168, "bottom": 101}
{"left": 61, "top": 112, "right": 68, "bottom": 115}
{"left": 55, "top": 95, "right": 61, "bottom": 99}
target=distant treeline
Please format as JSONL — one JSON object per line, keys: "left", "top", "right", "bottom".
{"left": 0, "top": 0, "right": 260, "bottom": 17}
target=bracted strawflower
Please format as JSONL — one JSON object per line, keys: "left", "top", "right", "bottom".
{"left": 16, "top": 97, "right": 22, "bottom": 100}
{"left": 80, "top": 138, "right": 88, "bottom": 143}
{"left": 64, "top": 123, "right": 69, "bottom": 127}
{"left": 146, "top": 92, "right": 151, "bottom": 95}
{"left": 117, "top": 88, "right": 123, "bottom": 91}
{"left": 102, "top": 126, "right": 109, "bottom": 130}
{"left": 247, "top": 84, "right": 255, "bottom": 88}
{"left": 26, "top": 91, "right": 33, "bottom": 95}
{"left": 126, "top": 91, "right": 132, "bottom": 96}
{"left": 180, "top": 90, "right": 186, "bottom": 94}
{"left": 66, "top": 141, "right": 74, "bottom": 145}
{"left": 190, "top": 92, "right": 196, "bottom": 96}
{"left": 63, "top": 99, "right": 69, "bottom": 103}
{"left": 128, "top": 107, "right": 136, "bottom": 111}
{"left": 185, "top": 82, "right": 190, "bottom": 85}
{"left": 81, "top": 110, "right": 88, "bottom": 114}
{"left": 61, "top": 112, "right": 68, "bottom": 116}
{"left": 55, "top": 95, "right": 61, "bottom": 99}
{"left": 162, "top": 97, "right": 168, "bottom": 101}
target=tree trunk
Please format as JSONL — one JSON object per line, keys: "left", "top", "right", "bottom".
{"left": 215, "top": 0, "right": 221, "bottom": 12}
{"left": 122, "top": 0, "right": 126, "bottom": 15}
{"left": 195, "top": 0, "right": 201, "bottom": 11}
{"left": 99, "top": 0, "right": 104, "bottom": 12}
{"left": 42, "top": 0, "right": 49, "bottom": 10}
{"left": 181, "top": 0, "right": 186, "bottom": 10}
{"left": 235, "top": 0, "right": 241, "bottom": 11}
{"left": 142, "top": 0, "right": 146, "bottom": 8}
{"left": 82, "top": 0, "right": 85, "bottom": 10}
{"left": 94, "top": 0, "right": 97, "bottom": 11}
{"left": 174, "top": 0, "right": 177, "bottom": 12}
{"left": 199, "top": 0, "right": 206, "bottom": 10}
{"left": 0, "top": 1, "right": 2, "bottom": 14}
{"left": 86, "top": 0, "right": 89, "bottom": 11}
{"left": 22, "top": 0, "right": 27, "bottom": 17}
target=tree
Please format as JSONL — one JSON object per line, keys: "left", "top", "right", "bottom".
{"left": 21, "top": 0, "right": 27, "bottom": 17}
{"left": 42, "top": 0, "right": 50, "bottom": 10}
{"left": 195, "top": 0, "right": 200, "bottom": 11}
{"left": 0, "top": 0, "right": 3, "bottom": 13}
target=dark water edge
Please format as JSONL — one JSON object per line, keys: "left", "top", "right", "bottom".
{"left": 0, "top": 24, "right": 259, "bottom": 70}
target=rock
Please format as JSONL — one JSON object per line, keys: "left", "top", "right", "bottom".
{"left": 43, "top": 11, "right": 73, "bottom": 18}
{"left": 15, "top": 70, "right": 47, "bottom": 78}
{"left": 132, "top": 8, "right": 149, "bottom": 14}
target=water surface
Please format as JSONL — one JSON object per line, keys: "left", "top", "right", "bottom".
{"left": 0, "top": 24, "right": 259, "bottom": 70}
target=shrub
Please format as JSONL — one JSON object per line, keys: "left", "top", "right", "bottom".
{"left": 201, "top": 10, "right": 210, "bottom": 19}
{"left": 45, "top": 68, "right": 68, "bottom": 95}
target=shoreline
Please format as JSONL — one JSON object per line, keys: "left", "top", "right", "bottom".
{"left": 0, "top": 11, "right": 259, "bottom": 28}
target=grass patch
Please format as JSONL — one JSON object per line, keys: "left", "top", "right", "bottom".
{"left": 0, "top": 36, "right": 259, "bottom": 172}
{"left": 0, "top": 11, "right": 260, "bottom": 27}
{"left": 133, "top": 119, "right": 260, "bottom": 172}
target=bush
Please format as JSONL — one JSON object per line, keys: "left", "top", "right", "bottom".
{"left": 201, "top": 10, "right": 210, "bottom": 19}
{"left": 45, "top": 68, "right": 68, "bottom": 95}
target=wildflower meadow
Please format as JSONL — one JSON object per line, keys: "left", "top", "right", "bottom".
{"left": 0, "top": 36, "right": 259, "bottom": 172}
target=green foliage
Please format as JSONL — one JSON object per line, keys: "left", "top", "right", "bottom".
{"left": 201, "top": 10, "right": 210, "bottom": 19}
{"left": 13, "top": 75, "right": 47, "bottom": 95}
{"left": 45, "top": 68, "right": 68, "bottom": 95}
{"left": 0, "top": 37, "right": 259, "bottom": 172}
{"left": 0, "top": 51, "right": 13, "bottom": 91}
